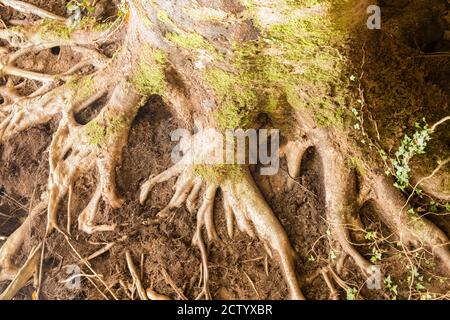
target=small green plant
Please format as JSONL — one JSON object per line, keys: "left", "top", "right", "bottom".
{"left": 445, "top": 203, "right": 450, "bottom": 212}
{"left": 407, "top": 266, "right": 429, "bottom": 294}
{"left": 384, "top": 275, "right": 398, "bottom": 299}
{"left": 351, "top": 107, "right": 362, "bottom": 130}
{"left": 346, "top": 287, "right": 358, "bottom": 300}
{"left": 365, "top": 230, "right": 377, "bottom": 241}
{"left": 420, "top": 292, "right": 433, "bottom": 300}
{"left": 390, "top": 121, "right": 431, "bottom": 190}
{"left": 429, "top": 201, "right": 438, "bottom": 213}
{"left": 415, "top": 282, "right": 426, "bottom": 291}
{"left": 370, "top": 247, "right": 382, "bottom": 263}
{"left": 66, "top": 0, "right": 95, "bottom": 14}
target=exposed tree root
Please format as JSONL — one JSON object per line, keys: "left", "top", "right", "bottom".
{"left": 0, "top": 52, "right": 114, "bottom": 143}
{"left": 312, "top": 130, "right": 373, "bottom": 275}
{"left": 47, "top": 81, "right": 140, "bottom": 234}
{"left": 140, "top": 132, "right": 305, "bottom": 300}
{"left": 146, "top": 288, "right": 171, "bottom": 300}
{"left": 222, "top": 173, "right": 305, "bottom": 300}
{"left": 0, "top": 243, "right": 41, "bottom": 300}
{"left": 280, "top": 124, "right": 450, "bottom": 291}
{"left": 281, "top": 139, "right": 312, "bottom": 191}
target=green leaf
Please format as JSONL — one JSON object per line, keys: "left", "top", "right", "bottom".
{"left": 346, "top": 288, "right": 357, "bottom": 300}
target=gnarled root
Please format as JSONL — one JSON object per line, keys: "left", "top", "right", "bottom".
{"left": 140, "top": 132, "right": 305, "bottom": 300}
{"left": 0, "top": 0, "right": 67, "bottom": 22}
{"left": 222, "top": 172, "right": 305, "bottom": 300}
{"left": 287, "top": 127, "right": 450, "bottom": 279}
{"left": 47, "top": 81, "right": 140, "bottom": 235}
{"left": 313, "top": 131, "right": 373, "bottom": 275}
{"left": 282, "top": 130, "right": 372, "bottom": 276}
{"left": 0, "top": 70, "right": 114, "bottom": 143}
{"left": 0, "top": 9, "right": 116, "bottom": 143}
{"left": 0, "top": 200, "right": 47, "bottom": 300}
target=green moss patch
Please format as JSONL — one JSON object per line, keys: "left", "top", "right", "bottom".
{"left": 133, "top": 46, "right": 168, "bottom": 96}
{"left": 84, "top": 115, "right": 128, "bottom": 146}
{"left": 203, "top": 0, "right": 357, "bottom": 131}
{"left": 66, "top": 76, "right": 95, "bottom": 105}
{"left": 37, "top": 17, "right": 112, "bottom": 41}
{"left": 194, "top": 164, "right": 244, "bottom": 184}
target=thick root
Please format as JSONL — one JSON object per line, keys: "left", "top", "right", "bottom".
{"left": 222, "top": 171, "right": 305, "bottom": 300}
{"left": 139, "top": 128, "right": 306, "bottom": 299}
{"left": 0, "top": 201, "right": 46, "bottom": 283}
{"left": 0, "top": 244, "right": 42, "bottom": 300}
{"left": 312, "top": 130, "right": 373, "bottom": 275}
{"left": 370, "top": 173, "right": 450, "bottom": 274}
{"left": 295, "top": 126, "right": 450, "bottom": 277}
{"left": 140, "top": 131, "right": 305, "bottom": 299}
{"left": 47, "top": 81, "right": 140, "bottom": 235}
{"left": 146, "top": 288, "right": 171, "bottom": 300}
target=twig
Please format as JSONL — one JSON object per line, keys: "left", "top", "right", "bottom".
{"left": 63, "top": 235, "right": 118, "bottom": 300}
{"left": 431, "top": 116, "right": 450, "bottom": 133}
{"left": 244, "top": 271, "right": 260, "bottom": 299}
{"left": 125, "top": 251, "right": 148, "bottom": 300}
{"left": 60, "top": 273, "right": 98, "bottom": 284}
{"left": 403, "top": 158, "right": 450, "bottom": 210}
{"left": 119, "top": 279, "right": 132, "bottom": 299}
{"left": 140, "top": 253, "right": 144, "bottom": 282}
{"left": 35, "top": 239, "right": 45, "bottom": 299}
{"left": 280, "top": 168, "right": 318, "bottom": 199}
{"left": 321, "top": 268, "right": 339, "bottom": 300}
{"left": 86, "top": 277, "right": 109, "bottom": 300}
{"left": 0, "top": 212, "right": 12, "bottom": 218}
{"left": 161, "top": 268, "right": 188, "bottom": 300}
